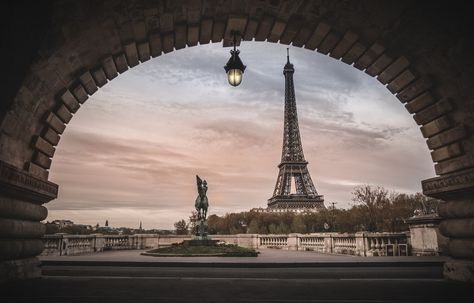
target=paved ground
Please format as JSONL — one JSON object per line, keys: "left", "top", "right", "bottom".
{"left": 1, "top": 250, "right": 470, "bottom": 303}
{"left": 40, "top": 248, "right": 447, "bottom": 264}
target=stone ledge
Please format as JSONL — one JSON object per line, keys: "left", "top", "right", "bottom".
{"left": 0, "top": 160, "right": 57, "bottom": 203}
{"left": 422, "top": 167, "right": 474, "bottom": 199}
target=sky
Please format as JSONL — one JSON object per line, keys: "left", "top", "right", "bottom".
{"left": 47, "top": 42, "right": 435, "bottom": 229}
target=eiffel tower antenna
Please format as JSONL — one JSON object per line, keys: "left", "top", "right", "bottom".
{"left": 267, "top": 51, "right": 325, "bottom": 212}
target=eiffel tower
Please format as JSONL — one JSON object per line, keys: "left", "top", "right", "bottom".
{"left": 267, "top": 49, "right": 325, "bottom": 212}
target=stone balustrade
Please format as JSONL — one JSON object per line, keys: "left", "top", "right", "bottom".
{"left": 41, "top": 232, "right": 415, "bottom": 257}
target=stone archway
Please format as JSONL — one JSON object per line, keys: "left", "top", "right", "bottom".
{"left": 0, "top": 0, "right": 473, "bottom": 282}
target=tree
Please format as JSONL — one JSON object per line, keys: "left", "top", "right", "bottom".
{"left": 174, "top": 219, "right": 188, "bottom": 235}
{"left": 352, "top": 185, "right": 389, "bottom": 231}
{"left": 291, "top": 215, "right": 306, "bottom": 233}
{"left": 247, "top": 219, "right": 260, "bottom": 234}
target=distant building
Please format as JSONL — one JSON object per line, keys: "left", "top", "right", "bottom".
{"left": 51, "top": 219, "right": 74, "bottom": 228}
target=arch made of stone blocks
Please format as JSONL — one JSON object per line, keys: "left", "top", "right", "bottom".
{"left": 0, "top": 0, "right": 473, "bottom": 282}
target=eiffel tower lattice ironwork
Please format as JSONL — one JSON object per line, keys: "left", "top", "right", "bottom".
{"left": 267, "top": 49, "right": 325, "bottom": 212}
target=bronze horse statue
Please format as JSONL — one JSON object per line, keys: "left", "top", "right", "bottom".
{"left": 195, "top": 175, "right": 208, "bottom": 220}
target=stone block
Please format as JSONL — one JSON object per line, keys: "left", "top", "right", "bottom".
{"left": 174, "top": 24, "right": 187, "bottom": 50}
{"left": 354, "top": 42, "right": 384, "bottom": 70}
{"left": 305, "top": 22, "right": 330, "bottom": 50}
{"left": 243, "top": 19, "right": 258, "bottom": 41}
{"left": 159, "top": 13, "right": 174, "bottom": 32}
{"left": 267, "top": 20, "right": 286, "bottom": 43}
{"left": 431, "top": 143, "right": 462, "bottom": 162}
{"left": 414, "top": 100, "right": 452, "bottom": 125}
{"left": 341, "top": 41, "right": 366, "bottom": 64}
{"left": 0, "top": 257, "right": 41, "bottom": 283}
{"left": 123, "top": 42, "right": 139, "bottom": 67}
{"left": 330, "top": 30, "right": 358, "bottom": 59}
{"left": 292, "top": 25, "right": 314, "bottom": 47}
{"left": 440, "top": 218, "right": 474, "bottom": 238}
{"left": 91, "top": 68, "right": 107, "bottom": 87}
{"left": 405, "top": 92, "right": 436, "bottom": 114}
{"left": 448, "top": 239, "right": 474, "bottom": 259}
{"left": 317, "top": 32, "right": 341, "bottom": 55}
{"left": 26, "top": 162, "right": 48, "bottom": 180}
{"left": 102, "top": 56, "right": 118, "bottom": 79}
{"left": 224, "top": 16, "right": 247, "bottom": 46}
{"left": 78, "top": 71, "right": 98, "bottom": 95}
{"left": 199, "top": 19, "right": 213, "bottom": 44}
{"left": 45, "top": 112, "right": 65, "bottom": 134}
{"left": 377, "top": 56, "right": 410, "bottom": 84}
{"left": 59, "top": 90, "right": 80, "bottom": 113}
{"left": 387, "top": 69, "right": 416, "bottom": 93}
{"left": 34, "top": 136, "right": 55, "bottom": 158}
{"left": 162, "top": 33, "right": 174, "bottom": 53}
{"left": 255, "top": 16, "right": 273, "bottom": 41}
{"left": 33, "top": 151, "right": 52, "bottom": 169}
{"left": 421, "top": 116, "right": 452, "bottom": 138}
{"left": 132, "top": 20, "right": 147, "bottom": 41}
{"left": 114, "top": 53, "right": 128, "bottom": 73}
{"left": 366, "top": 54, "right": 393, "bottom": 77}
{"left": 427, "top": 126, "right": 466, "bottom": 149}
{"left": 0, "top": 239, "right": 44, "bottom": 260}
{"left": 211, "top": 20, "right": 226, "bottom": 43}
{"left": 187, "top": 24, "right": 199, "bottom": 46}
{"left": 149, "top": 32, "right": 162, "bottom": 57}
{"left": 42, "top": 128, "right": 60, "bottom": 146}
{"left": 280, "top": 19, "right": 303, "bottom": 45}
{"left": 0, "top": 218, "right": 46, "bottom": 238}
{"left": 435, "top": 154, "right": 474, "bottom": 175}
{"left": 438, "top": 200, "right": 474, "bottom": 219}
{"left": 71, "top": 84, "right": 88, "bottom": 103}
{"left": 0, "top": 197, "right": 48, "bottom": 221}
{"left": 137, "top": 42, "right": 150, "bottom": 62}
{"left": 397, "top": 77, "right": 432, "bottom": 103}
{"left": 55, "top": 104, "right": 73, "bottom": 124}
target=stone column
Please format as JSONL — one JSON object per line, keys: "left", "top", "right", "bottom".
{"left": 287, "top": 234, "right": 299, "bottom": 251}
{"left": 405, "top": 214, "right": 447, "bottom": 256}
{"left": 355, "top": 232, "right": 367, "bottom": 256}
{"left": 0, "top": 160, "right": 58, "bottom": 282}
{"left": 422, "top": 168, "right": 474, "bottom": 282}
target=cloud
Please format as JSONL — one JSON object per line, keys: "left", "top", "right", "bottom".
{"left": 47, "top": 42, "right": 435, "bottom": 229}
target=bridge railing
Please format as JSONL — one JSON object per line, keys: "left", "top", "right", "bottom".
{"left": 40, "top": 232, "right": 412, "bottom": 256}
